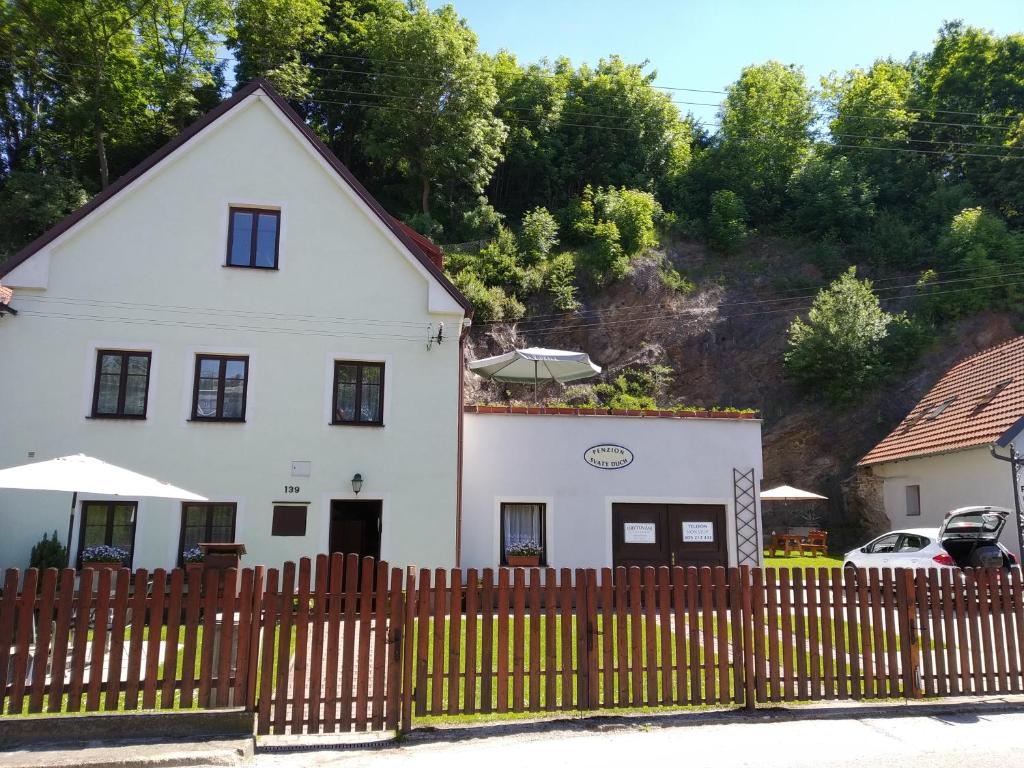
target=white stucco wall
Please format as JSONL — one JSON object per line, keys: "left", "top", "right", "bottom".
{"left": 870, "top": 441, "right": 1023, "bottom": 558}
{"left": 0, "top": 91, "right": 464, "bottom": 572}
{"left": 461, "top": 412, "right": 764, "bottom": 570}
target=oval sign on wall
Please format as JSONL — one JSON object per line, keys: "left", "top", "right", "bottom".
{"left": 584, "top": 444, "right": 634, "bottom": 470}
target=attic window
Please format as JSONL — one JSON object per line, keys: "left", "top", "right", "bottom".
{"left": 925, "top": 396, "right": 957, "bottom": 420}
{"left": 901, "top": 396, "right": 956, "bottom": 434}
{"left": 974, "top": 378, "right": 1012, "bottom": 413}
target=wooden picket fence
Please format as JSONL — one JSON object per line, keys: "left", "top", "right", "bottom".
{"left": 2, "top": 556, "right": 1023, "bottom": 734}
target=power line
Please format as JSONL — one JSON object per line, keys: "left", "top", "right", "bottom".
{"left": 509, "top": 270, "right": 1024, "bottom": 335}
{"left": 524, "top": 276, "right": 1024, "bottom": 338}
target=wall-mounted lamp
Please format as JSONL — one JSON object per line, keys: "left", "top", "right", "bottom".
{"left": 351, "top": 473, "right": 363, "bottom": 495}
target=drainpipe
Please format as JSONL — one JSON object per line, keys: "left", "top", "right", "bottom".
{"left": 990, "top": 443, "right": 1024, "bottom": 559}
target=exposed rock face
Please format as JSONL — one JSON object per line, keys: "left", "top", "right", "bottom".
{"left": 463, "top": 239, "right": 1020, "bottom": 549}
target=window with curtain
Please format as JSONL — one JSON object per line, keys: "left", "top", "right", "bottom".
{"left": 500, "top": 503, "right": 546, "bottom": 564}
{"left": 178, "top": 502, "right": 237, "bottom": 563}
{"left": 91, "top": 350, "right": 151, "bottom": 418}
{"left": 191, "top": 355, "right": 248, "bottom": 421}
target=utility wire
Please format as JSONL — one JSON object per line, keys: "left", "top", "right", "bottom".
{"left": 508, "top": 269, "right": 1024, "bottom": 334}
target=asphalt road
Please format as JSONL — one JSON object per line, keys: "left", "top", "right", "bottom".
{"left": 255, "top": 711, "right": 1024, "bottom": 768}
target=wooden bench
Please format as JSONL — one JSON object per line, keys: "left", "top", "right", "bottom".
{"left": 799, "top": 529, "right": 828, "bottom": 557}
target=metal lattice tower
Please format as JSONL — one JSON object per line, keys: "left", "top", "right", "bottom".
{"left": 733, "top": 468, "right": 760, "bottom": 567}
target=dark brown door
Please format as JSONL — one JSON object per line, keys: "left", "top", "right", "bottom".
{"left": 612, "top": 503, "right": 728, "bottom": 569}
{"left": 612, "top": 504, "right": 669, "bottom": 569}
{"left": 667, "top": 504, "right": 728, "bottom": 568}
{"left": 330, "top": 500, "right": 382, "bottom": 560}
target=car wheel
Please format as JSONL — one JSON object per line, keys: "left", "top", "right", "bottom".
{"left": 844, "top": 562, "right": 857, "bottom": 571}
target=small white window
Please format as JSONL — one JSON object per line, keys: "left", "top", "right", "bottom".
{"left": 906, "top": 485, "right": 921, "bottom": 517}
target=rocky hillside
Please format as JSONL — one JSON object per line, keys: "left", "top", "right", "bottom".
{"left": 465, "top": 237, "right": 1021, "bottom": 549}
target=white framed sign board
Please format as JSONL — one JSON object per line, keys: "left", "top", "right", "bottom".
{"left": 682, "top": 522, "right": 714, "bottom": 542}
{"left": 623, "top": 522, "right": 657, "bottom": 544}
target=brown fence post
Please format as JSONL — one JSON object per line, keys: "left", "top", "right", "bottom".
{"left": 897, "top": 569, "right": 922, "bottom": 698}
{"left": 739, "top": 566, "right": 756, "bottom": 711}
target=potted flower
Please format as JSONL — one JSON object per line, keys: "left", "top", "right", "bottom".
{"left": 81, "top": 545, "right": 128, "bottom": 571}
{"left": 182, "top": 546, "right": 204, "bottom": 577}
{"left": 506, "top": 541, "right": 542, "bottom": 568}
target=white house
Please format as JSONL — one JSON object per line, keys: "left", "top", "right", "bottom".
{"left": 859, "top": 336, "right": 1024, "bottom": 558}
{"left": 0, "top": 79, "right": 471, "bottom": 572}
{"left": 461, "top": 406, "right": 764, "bottom": 571}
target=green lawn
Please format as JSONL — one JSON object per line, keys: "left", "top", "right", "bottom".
{"left": 763, "top": 553, "right": 845, "bottom": 572}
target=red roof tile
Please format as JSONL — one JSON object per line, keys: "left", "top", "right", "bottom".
{"left": 859, "top": 336, "right": 1024, "bottom": 466}
{"left": 0, "top": 284, "right": 11, "bottom": 305}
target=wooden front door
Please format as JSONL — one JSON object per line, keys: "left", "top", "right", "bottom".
{"left": 330, "top": 499, "right": 382, "bottom": 560}
{"left": 612, "top": 503, "right": 728, "bottom": 569}
{"left": 667, "top": 504, "right": 728, "bottom": 568}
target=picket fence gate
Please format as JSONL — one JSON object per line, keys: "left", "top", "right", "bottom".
{"left": 2, "top": 554, "right": 1023, "bottom": 734}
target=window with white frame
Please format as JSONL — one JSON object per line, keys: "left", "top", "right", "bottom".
{"left": 906, "top": 485, "right": 921, "bottom": 516}
{"left": 500, "top": 502, "right": 546, "bottom": 565}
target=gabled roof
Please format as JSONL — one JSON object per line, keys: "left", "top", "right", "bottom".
{"left": 0, "top": 79, "right": 470, "bottom": 314}
{"left": 859, "top": 336, "right": 1024, "bottom": 466}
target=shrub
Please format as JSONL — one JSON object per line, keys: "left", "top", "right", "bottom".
{"left": 460, "top": 196, "right": 505, "bottom": 239}
{"left": 578, "top": 220, "right": 627, "bottom": 282}
{"left": 544, "top": 251, "right": 581, "bottom": 311}
{"left": 706, "top": 189, "right": 748, "bottom": 254}
{"left": 518, "top": 207, "right": 559, "bottom": 264}
{"left": 784, "top": 267, "right": 895, "bottom": 405}
{"left": 594, "top": 364, "right": 673, "bottom": 409}
{"left": 658, "top": 259, "right": 696, "bottom": 294}
{"left": 592, "top": 186, "right": 663, "bottom": 255}
{"left": 30, "top": 530, "right": 67, "bottom": 570}
{"left": 451, "top": 271, "right": 510, "bottom": 322}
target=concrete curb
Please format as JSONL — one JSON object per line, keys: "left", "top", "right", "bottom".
{"left": 0, "top": 738, "right": 253, "bottom": 768}
{"left": 253, "top": 695, "right": 1024, "bottom": 754}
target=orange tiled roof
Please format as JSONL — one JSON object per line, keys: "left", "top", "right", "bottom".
{"left": 859, "top": 336, "right": 1024, "bottom": 466}
{"left": 0, "top": 284, "right": 11, "bottom": 305}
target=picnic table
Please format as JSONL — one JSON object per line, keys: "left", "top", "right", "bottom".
{"left": 769, "top": 533, "right": 804, "bottom": 557}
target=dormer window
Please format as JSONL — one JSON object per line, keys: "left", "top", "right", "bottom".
{"left": 226, "top": 207, "right": 280, "bottom": 269}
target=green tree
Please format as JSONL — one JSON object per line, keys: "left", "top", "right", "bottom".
{"left": 706, "top": 189, "right": 748, "bottom": 254}
{"left": 718, "top": 61, "right": 816, "bottom": 220}
{"left": 592, "top": 186, "right": 662, "bottom": 255}
{"left": 0, "top": 171, "right": 88, "bottom": 256}
{"left": 786, "top": 153, "right": 877, "bottom": 240}
{"left": 785, "top": 267, "right": 898, "bottom": 405}
{"left": 917, "top": 207, "right": 1024, "bottom": 321}
{"left": 359, "top": 1, "right": 507, "bottom": 229}
{"left": 229, "top": 0, "right": 327, "bottom": 99}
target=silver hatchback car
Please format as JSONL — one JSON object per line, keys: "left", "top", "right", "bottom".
{"left": 843, "top": 506, "right": 1018, "bottom": 571}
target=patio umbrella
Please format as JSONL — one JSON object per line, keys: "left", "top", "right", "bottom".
{"left": 468, "top": 347, "right": 602, "bottom": 402}
{"left": 760, "top": 484, "right": 828, "bottom": 501}
{"left": 0, "top": 454, "right": 207, "bottom": 566}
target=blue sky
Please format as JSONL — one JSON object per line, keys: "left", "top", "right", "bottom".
{"left": 428, "top": 0, "right": 1023, "bottom": 124}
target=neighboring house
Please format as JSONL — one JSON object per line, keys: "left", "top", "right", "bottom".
{"left": 0, "top": 79, "right": 471, "bottom": 572}
{"left": 858, "top": 336, "right": 1024, "bottom": 557}
{"left": 461, "top": 406, "right": 764, "bottom": 570}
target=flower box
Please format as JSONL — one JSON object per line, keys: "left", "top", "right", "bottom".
{"left": 83, "top": 561, "right": 122, "bottom": 573}
{"left": 507, "top": 555, "right": 541, "bottom": 568}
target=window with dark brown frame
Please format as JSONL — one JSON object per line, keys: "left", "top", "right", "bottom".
{"left": 77, "top": 501, "right": 137, "bottom": 568}
{"left": 272, "top": 505, "right": 308, "bottom": 536}
{"left": 178, "top": 502, "right": 237, "bottom": 564}
{"left": 499, "top": 502, "right": 547, "bottom": 565}
{"left": 332, "top": 361, "right": 384, "bottom": 425}
{"left": 191, "top": 354, "right": 248, "bottom": 421}
{"left": 226, "top": 207, "right": 280, "bottom": 269}
{"left": 91, "top": 350, "right": 151, "bottom": 419}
